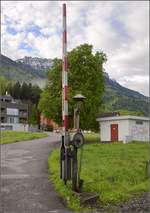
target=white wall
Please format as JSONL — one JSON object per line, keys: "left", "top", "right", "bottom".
{"left": 100, "top": 121, "right": 111, "bottom": 141}
{"left": 99, "top": 119, "right": 149, "bottom": 143}
{"left": 118, "top": 120, "right": 129, "bottom": 142}
{"left": 129, "top": 120, "right": 149, "bottom": 141}
{"left": 13, "top": 124, "right": 29, "bottom": 131}
{"left": 1, "top": 123, "right": 29, "bottom": 131}
{"left": 100, "top": 120, "right": 129, "bottom": 142}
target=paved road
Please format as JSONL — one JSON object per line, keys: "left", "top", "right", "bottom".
{"left": 0, "top": 133, "right": 73, "bottom": 213}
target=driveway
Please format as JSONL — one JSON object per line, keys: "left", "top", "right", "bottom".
{"left": 0, "top": 132, "right": 73, "bottom": 213}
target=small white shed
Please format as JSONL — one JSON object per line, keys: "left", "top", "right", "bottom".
{"left": 96, "top": 115, "right": 149, "bottom": 143}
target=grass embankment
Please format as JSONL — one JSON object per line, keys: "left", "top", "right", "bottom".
{"left": 0, "top": 130, "right": 48, "bottom": 144}
{"left": 84, "top": 133, "right": 100, "bottom": 143}
{"left": 48, "top": 134, "right": 149, "bottom": 212}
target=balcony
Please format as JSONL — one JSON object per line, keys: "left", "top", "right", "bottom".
{"left": 19, "top": 112, "right": 28, "bottom": 117}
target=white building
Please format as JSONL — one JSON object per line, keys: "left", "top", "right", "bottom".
{"left": 96, "top": 115, "right": 149, "bottom": 143}
{"left": 0, "top": 94, "right": 29, "bottom": 131}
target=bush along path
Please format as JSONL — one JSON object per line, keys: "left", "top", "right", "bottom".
{"left": 1, "top": 133, "right": 73, "bottom": 213}
{"left": 48, "top": 141, "right": 149, "bottom": 212}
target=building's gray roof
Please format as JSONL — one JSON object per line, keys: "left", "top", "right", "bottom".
{"left": 98, "top": 112, "right": 120, "bottom": 118}
{"left": 96, "top": 115, "right": 149, "bottom": 122}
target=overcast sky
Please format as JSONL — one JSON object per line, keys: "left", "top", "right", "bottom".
{"left": 1, "top": 1, "right": 149, "bottom": 96}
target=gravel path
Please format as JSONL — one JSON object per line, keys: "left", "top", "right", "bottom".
{"left": 117, "top": 192, "right": 150, "bottom": 213}
{"left": 89, "top": 192, "right": 150, "bottom": 213}
{"left": 0, "top": 132, "right": 73, "bottom": 213}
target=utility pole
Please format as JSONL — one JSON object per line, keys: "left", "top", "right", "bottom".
{"left": 62, "top": 3, "right": 68, "bottom": 132}
{"left": 60, "top": 3, "right": 71, "bottom": 183}
{"left": 60, "top": 4, "right": 85, "bottom": 192}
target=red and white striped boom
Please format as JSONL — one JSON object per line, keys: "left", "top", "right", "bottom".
{"left": 62, "top": 3, "right": 68, "bottom": 131}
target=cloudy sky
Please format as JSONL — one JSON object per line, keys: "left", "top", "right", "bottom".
{"left": 1, "top": 1, "right": 149, "bottom": 96}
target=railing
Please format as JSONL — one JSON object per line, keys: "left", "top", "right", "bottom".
{"left": 19, "top": 112, "right": 28, "bottom": 117}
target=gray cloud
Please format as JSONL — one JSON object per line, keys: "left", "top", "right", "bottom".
{"left": 1, "top": 1, "right": 149, "bottom": 96}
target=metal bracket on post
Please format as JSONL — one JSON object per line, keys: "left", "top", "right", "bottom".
{"left": 60, "top": 133, "right": 72, "bottom": 184}
{"left": 71, "top": 131, "right": 85, "bottom": 191}
{"left": 65, "top": 147, "right": 72, "bottom": 181}
{"left": 72, "top": 146, "right": 78, "bottom": 191}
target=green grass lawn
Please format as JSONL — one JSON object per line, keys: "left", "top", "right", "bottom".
{"left": 84, "top": 132, "right": 100, "bottom": 143}
{"left": 48, "top": 141, "right": 149, "bottom": 212}
{"left": 0, "top": 130, "right": 48, "bottom": 144}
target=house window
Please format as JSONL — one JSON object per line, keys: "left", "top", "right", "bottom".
{"left": 7, "top": 117, "right": 14, "bottom": 123}
{"left": 7, "top": 108, "right": 19, "bottom": 116}
{"left": 7, "top": 117, "right": 19, "bottom": 124}
{"left": 136, "top": 120, "right": 143, "bottom": 125}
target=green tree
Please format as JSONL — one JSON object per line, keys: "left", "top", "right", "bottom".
{"left": 20, "top": 82, "right": 30, "bottom": 100}
{"left": 28, "top": 83, "right": 33, "bottom": 100}
{"left": 39, "top": 44, "right": 107, "bottom": 130}
{"left": 28, "top": 105, "right": 39, "bottom": 125}
{"left": 0, "top": 76, "right": 9, "bottom": 95}
{"left": 7, "top": 81, "right": 14, "bottom": 96}
{"left": 31, "top": 85, "right": 42, "bottom": 105}
{"left": 12, "top": 81, "right": 21, "bottom": 99}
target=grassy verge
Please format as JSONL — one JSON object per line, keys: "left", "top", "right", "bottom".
{"left": 0, "top": 130, "right": 48, "bottom": 144}
{"left": 48, "top": 151, "right": 81, "bottom": 211}
{"left": 84, "top": 133, "right": 100, "bottom": 143}
{"left": 48, "top": 141, "right": 149, "bottom": 212}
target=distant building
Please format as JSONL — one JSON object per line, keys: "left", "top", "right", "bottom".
{"left": 40, "top": 114, "right": 59, "bottom": 130}
{"left": 96, "top": 115, "right": 149, "bottom": 143}
{"left": 0, "top": 94, "right": 28, "bottom": 131}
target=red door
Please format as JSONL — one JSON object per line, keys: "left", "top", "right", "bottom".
{"left": 111, "top": 124, "right": 118, "bottom": 141}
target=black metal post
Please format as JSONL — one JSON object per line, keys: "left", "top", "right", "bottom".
{"left": 60, "top": 135, "right": 65, "bottom": 180}
{"left": 65, "top": 147, "right": 72, "bottom": 180}
{"left": 72, "top": 146, "right": 78, "bottom": 191}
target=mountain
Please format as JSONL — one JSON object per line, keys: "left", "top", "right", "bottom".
{"left": 16, "top": 56, "right": 53, "bottom": 75}
{"left": 103, "top": 72, "right": 147, "bottom": 100}
{"left": 0, "top": 54, "right": 45, "bottom": 81}
{"left": 0, "top": 54, "right": 148, "bottom": 115}
{"left": 102, "top": 72, "right": 148, "bottom": 116}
